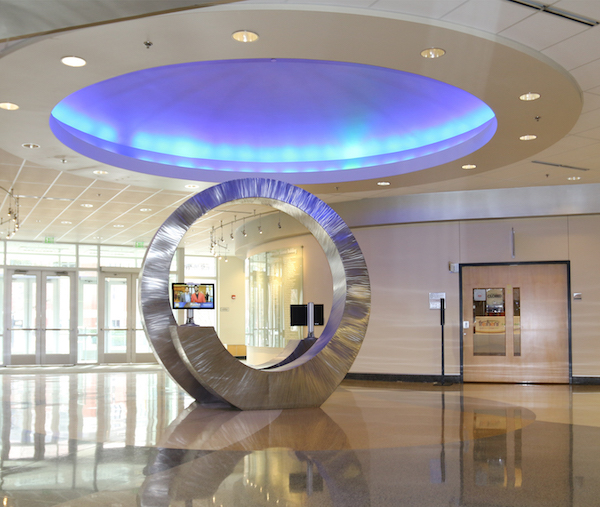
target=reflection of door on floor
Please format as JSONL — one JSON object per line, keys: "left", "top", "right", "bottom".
{"left": 461, "top": 263, "right": 569, "bottom": 383}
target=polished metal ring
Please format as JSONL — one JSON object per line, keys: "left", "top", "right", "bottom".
{"left": 139, "top": 178, "right": 370, "bottom": 410}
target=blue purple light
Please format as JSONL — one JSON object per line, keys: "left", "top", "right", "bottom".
{"left": 50, "top": 58, "right": 496, "bottom": 184}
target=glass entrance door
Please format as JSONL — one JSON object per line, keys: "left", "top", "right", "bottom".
{"left": 99, "top": 271, "right": 155, "bottom": 363}
{"left": 6, "top": 269, "right": 75, "bottom": 365}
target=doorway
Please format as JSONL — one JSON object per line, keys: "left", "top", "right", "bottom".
{"left": 461, "top": 263, "right": 570, "bottom": 383}
{"left": 99, "top": 270, "right": 155, "bottom": 363}
{"left": 5, "top": 268, "right": 76, "bottom": 365}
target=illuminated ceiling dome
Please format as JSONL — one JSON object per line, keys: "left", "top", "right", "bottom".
{"left": 50, "top": 58, "right": 496, "bottom": 184}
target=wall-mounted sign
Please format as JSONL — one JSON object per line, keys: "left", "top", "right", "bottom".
{"left": 429, "top": 292, "right": 446, "bottom": 310}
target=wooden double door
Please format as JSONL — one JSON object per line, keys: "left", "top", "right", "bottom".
{"left": 462, "top": 263, "right": 569, "bottom": 383}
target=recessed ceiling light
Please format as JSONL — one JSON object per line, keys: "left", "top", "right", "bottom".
{"left": 113, "top": 224, "right": 124, "bottom": 228}
{"left": 462, "top": 164, "right": 477, "bottom": 170}
{"left": 22, "top": 143, "right": 40, "bottom": 149}
{"left": 185, "top": 184, "right": 199, "bottom": 189}
{"left": 61, "top": 220, "right": 72, "bottom": 224}
{"left": 568, "top": 176, "right": 581, "bottom": 181}
{"left": 139, "top": 208, "right": 152, "bottom": 212}
{"left": 232, "top": 30, "right": 259, "bottom": 43}
{"left": 377, "top": 181, "right": 391, "bottom": 186}
{"left": 519, "top": 134, "right": 537, "bottom": 141}
{"left": 519, "top": 92, "right": 540, "bottom": 101}
{"left": 92, "top": 236, "right": 102, "bottom": 239}
{"left": 81, "top": 203, "right": 94, "bottom": 208}
{"left": 61, "top": 56, "right": 86, "bottom": 67}
{"left": 420, "top": 47, "right": 446, "bottom": 58}
{"left": 0, "top": 102, "right": 19, "bottom": 110}
{"left": 93, "top": 169, "right": 108, "bottom": 175}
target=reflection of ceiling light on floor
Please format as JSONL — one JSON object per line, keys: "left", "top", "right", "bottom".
{"left": 0, "top": 102, "right": 19, "bottom": 110}
{"left": 61, "top": 56, "right": 86, "bottom": 67}
{"left": 140, "top": 208, "right": 152, "bottom": 212}
{"left": 568, "top": 176, "right": 581, "bottom": 181}
{"left": 113, "top": 224, "right": 124, "bottom": 228}
{"left": 377, "top": 181, "right": 391, "bottom": 186}
{"left": 93, "top": 169, "right": 108, "bottom": 175}
{"left": 462, "top": 164, "right": 477, "bottom": 170}
{"left": 61, "top": 221, "right": 72, "bottom": 224}
{"left": 81, "top": 203, "right": 93, "bottom": 208}
{"left": 519, "top": 134, "right": 537, "bottom": 141}
{"left": 232, "top": 30, "right": 258, "bottom": 43}
{"left": 420, "top": 47, "right": 445, "bottom": 58}
{"left": 185, "top": 184, "right": 199, "bottom": 189}
{"left": 519, "top": 92, "right": 540, "bottom": 101}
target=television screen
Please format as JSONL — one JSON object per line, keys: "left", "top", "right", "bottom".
{"left": 290, "top": 304, "right": 324, "bottom": 326}
{"left": 172, "top": 283, "right": 215, "bottom": 309}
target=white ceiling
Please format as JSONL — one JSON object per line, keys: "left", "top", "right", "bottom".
{"left": 1, "top": 0, "right": 600, "bottom": 254}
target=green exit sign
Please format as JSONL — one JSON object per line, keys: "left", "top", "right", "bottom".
{"left": 135, "top": 241, "right": 145, "bottom": 248}
{"left": 44, "top": 237, "right": 55, "bottom": 244}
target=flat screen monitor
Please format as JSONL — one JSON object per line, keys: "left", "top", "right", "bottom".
{"left": 172, "top": 282, "right": 215, "bottom": 309}
{"left": 290, "top": 304, "right": 324, "bottom": 327}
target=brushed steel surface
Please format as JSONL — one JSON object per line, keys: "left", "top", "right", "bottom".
{"left": 140, "top": 178, "right": 370, "bottom": 409}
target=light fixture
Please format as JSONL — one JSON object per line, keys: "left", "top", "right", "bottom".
{"left": 519, "top": 92, "right": 540, "bottom": 101}
{"left": 230, "top": 217, "right": 235, "bottom": 239}
{"left": 185, "top": 184, "right": 199, "bottom": 189}
{"left": 232, "top": 30, "right": 259, "bottom": 43}
{"left": 242, "top": 217, "right": 247, "bottom": 237}
{"left": 462, "top": 164, "right": 477, "bottom": 170}
{"left": 278, "top": 212, "right": 282, "bottom": 229}
{"left": 224, "top": 257, "right": 228, "bottom": 262}
{"left": 568, "top": 176, "right": 581, "bottom": 181}
{"left": 377, "top": 181, "right": 391, "bottom": 186}
{"left": 93, "top": 169, "right": 108, "bottom": 175}
{"left": 140, "top": 208, "right": 152, "bottom": 212}
{"left": 61, "top": 220, "right": 72, "bottom": 224}
{"left": 420, "top": 47, "right": 445, "bottom": 58}
{"left": 81, "top": 203, "right": 93, "bottom": 208}
{"left": 0, "top": 186, "right": 19, "bottom": 238}
{"left": 0, "top": 102, "right": 19, "bottom": 110}
{"left": 21, "top": 143, "right": 40, "bottom": 149}
{"left": 519, "top": 134, "right": 537, "bottom": 141}
{"left": 113, "top": 224, "right": 124, "bottom": 228}
{"left": 61, "top": 56, "right": 86, "bottom": 67}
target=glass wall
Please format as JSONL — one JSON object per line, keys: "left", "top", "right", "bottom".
{"left": 246, "top": 248, "right": 303, "bottom": 348}
{"left": 0, "top": 240, "right": 187, "bottom": 365}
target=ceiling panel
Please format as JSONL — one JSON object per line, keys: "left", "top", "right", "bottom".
{"left": 441, "top": 0, "right": 532, "bottom": 34}
{"left": 371, "top": 0, "right": 465, "bottom": 18}
{"left": 499, "top": 10, "right": 588, "bottom": 51}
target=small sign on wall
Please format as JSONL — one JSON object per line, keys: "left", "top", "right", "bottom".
{"left": 429, "top": 292, "right": 446, "bottom": 310}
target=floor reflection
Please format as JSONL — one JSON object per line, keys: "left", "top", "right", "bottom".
{"left": 0, "top": 370, "right": 599, "bottom": 506}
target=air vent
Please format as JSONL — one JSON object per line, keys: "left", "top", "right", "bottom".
{"left": 505, "top": 0, "right": 599, "bottom": 26}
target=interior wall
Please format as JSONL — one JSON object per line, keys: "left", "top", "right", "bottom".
{"left": 217, "top": 256, "right": 246, "bottom": 347}
{"left": 227, "top": 212, "right": 600, "bottom": 379}
{"left": 346, "top": 214, "right": 596, "bottom": 378}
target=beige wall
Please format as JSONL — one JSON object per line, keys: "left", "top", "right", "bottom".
{"left": 223, "top": 213, "right": 600, "bottom": 378}
{"left": 217, "top": 256, "right": 246, "bottom": 346}
{"left": 349, "top": 215, "right": 598, "bottom": 377}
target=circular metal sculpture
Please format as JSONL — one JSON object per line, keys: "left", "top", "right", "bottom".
{"left": 139, "top": 178, "right": 370, "bottom": 410}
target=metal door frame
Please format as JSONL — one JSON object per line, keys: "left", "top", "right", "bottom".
{"left": 4, "top": 267, "right": 77, "bottom": 365}
{"left": 459, "top": 260, "right": 572, "bottom": 383}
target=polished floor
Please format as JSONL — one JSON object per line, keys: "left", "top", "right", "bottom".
{"left": 0, "top": 368, "right": 599, "bottom": 506}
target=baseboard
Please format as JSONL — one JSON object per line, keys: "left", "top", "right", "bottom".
{"left": 345, "top": 372, "right": 462, "bottom": 383}
{"left": 571, "top": 376, "right": 600, "bottom": 385}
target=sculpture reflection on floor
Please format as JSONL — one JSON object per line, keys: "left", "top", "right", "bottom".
{"left": 138, "top": 405, "right": 371, "bottom": 507}
{"left": 139, "top": 178, "right": 371, "bottom": 410}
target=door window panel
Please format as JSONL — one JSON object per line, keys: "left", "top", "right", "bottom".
{"left": 11, "top": 274, "right": 37, "bottom": 355}
{"left": 45, "top": 275, "right": 71, "bottom": 355}
{"left": 513, "top": 287, "right": 521, "bottom": 357}
{"left": 473, "top": 288, "right": 506, "bottom": 356}
{"left": 104, "top": 277, "right": 128, "bottom": 353}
